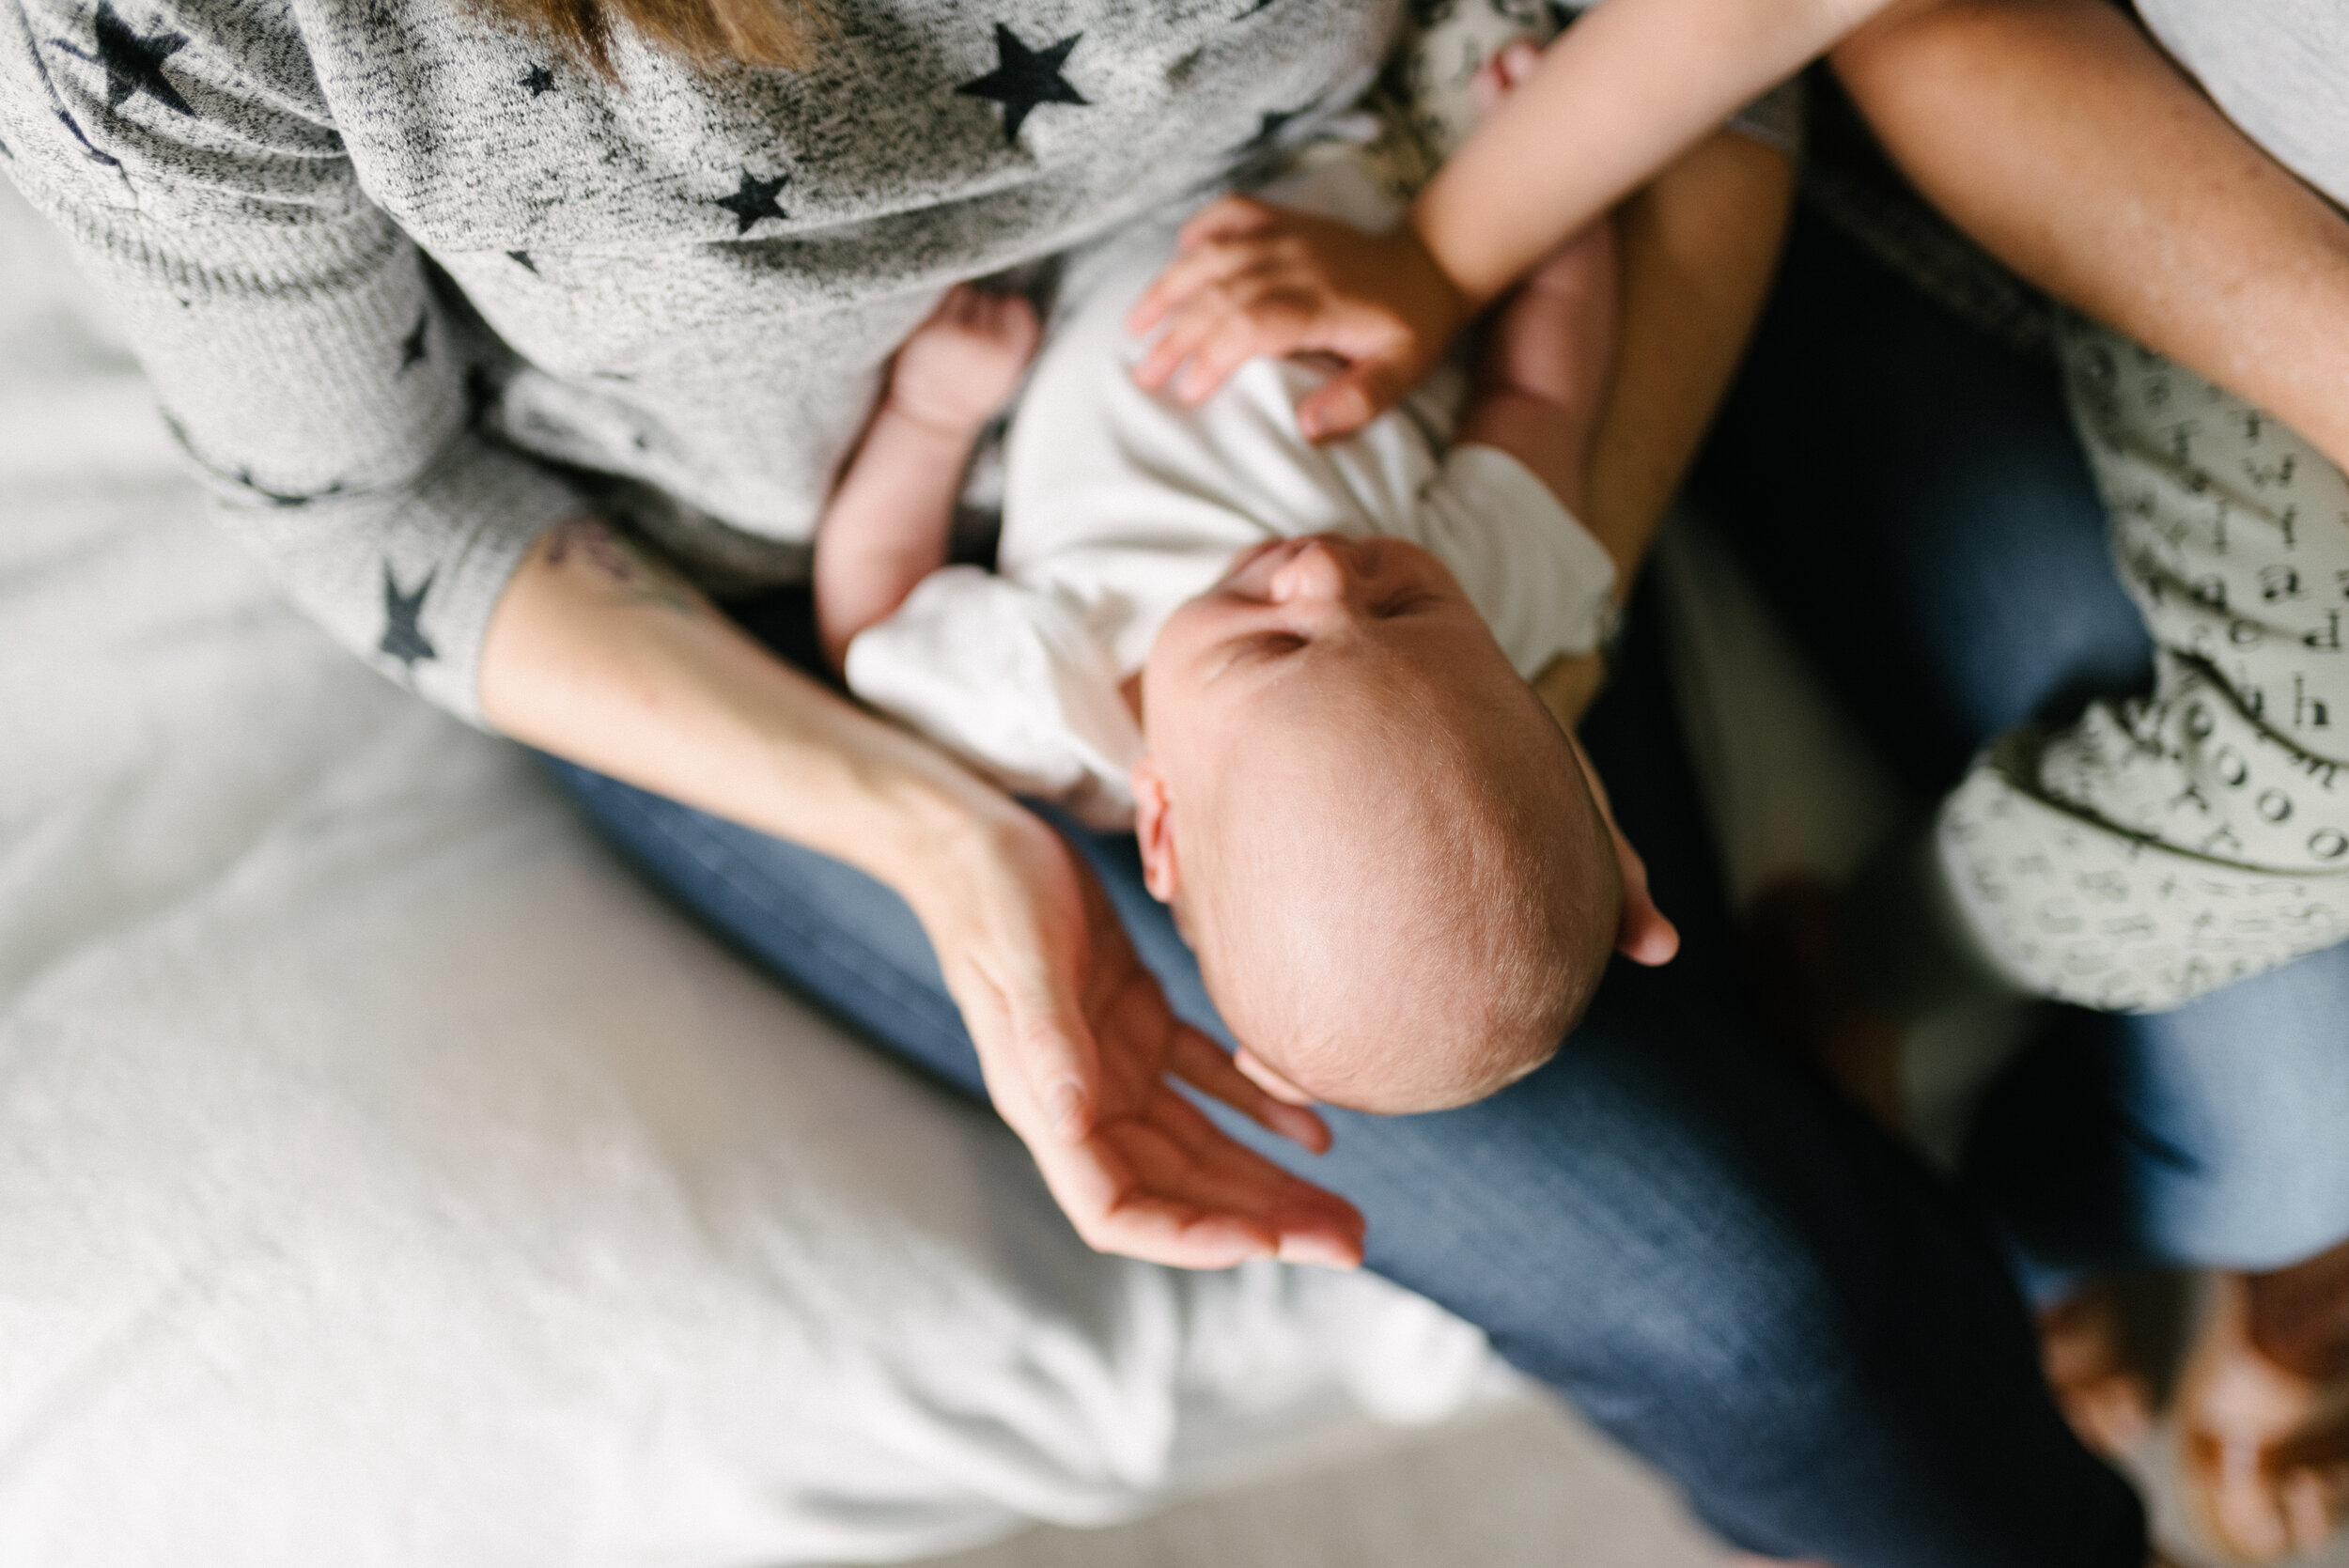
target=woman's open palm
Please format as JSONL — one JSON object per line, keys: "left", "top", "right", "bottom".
{"left": 916, "top": 806, "right": 1367, "bottom": 1270}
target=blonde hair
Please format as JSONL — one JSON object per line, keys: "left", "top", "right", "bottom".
{"left": 474, "top": 0, "right": 828, "bottom": 75}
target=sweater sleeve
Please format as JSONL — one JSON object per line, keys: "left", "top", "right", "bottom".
{"left": 0, "top": 0, "right": 583, "bottom": 724}
{"left": 1932, "top": 315, "right": 2349, "bottom": 1012}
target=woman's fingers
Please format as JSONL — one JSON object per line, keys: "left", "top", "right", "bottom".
{"left": 1167, "top": 303, "right": 1311, "bottom": 404}
{"left": 1046, "top": 1142, "right": 1280, "bottom": 1265}
{"left": 1169, "top": 1029, "right": 1332, "bottom": 1152}
{"left": 1107, "top": 1097, "right": 1365, "bottom": 1266}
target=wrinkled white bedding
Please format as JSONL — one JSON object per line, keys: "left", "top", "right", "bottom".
{"left": 0, "top": 180, "right": 1512, "bottom": 1567}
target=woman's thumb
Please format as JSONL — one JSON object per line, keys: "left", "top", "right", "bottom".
{"left": 1003, "top": 962, "right": 1099, "bottom": 1141}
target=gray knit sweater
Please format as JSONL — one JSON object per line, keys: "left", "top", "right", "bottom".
{"left": 2, "top": 0, "right": 1393, "bottom": 719}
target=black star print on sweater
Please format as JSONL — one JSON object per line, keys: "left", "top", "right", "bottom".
{"left": 379, "top": 566, "right": 438, "bottom": 670}
{"left": 715, "top": 168, "right": 789, "bottom": 234}
{"left": 957, "top": 25, "right": 1087, "bottom": 145}
{"left": 398, "top": 311, "right": 429, "bottom": 371}
{"left": 521, "top": 63, "right": 555, "bottom": 96}
{"left": 1240, "top": 106, "right": 1301, "bottom": 155}
{"left": 53, "top": 0, "right": 192, "bottom": 116}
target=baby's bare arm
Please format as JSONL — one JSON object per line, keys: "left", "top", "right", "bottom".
{"left": 814, "top": 287, "right": 1039, "bottom": 670}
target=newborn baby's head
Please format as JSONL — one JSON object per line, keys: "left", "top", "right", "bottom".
{"left": 1131, "top": 533, "right": 1622, "bottom": 1114}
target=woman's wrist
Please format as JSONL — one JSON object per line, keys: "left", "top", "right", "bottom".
{"left": 814, "top": 730, "right": 1044, "bottom": 917}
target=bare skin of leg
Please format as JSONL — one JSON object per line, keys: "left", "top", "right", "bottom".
{"left": 2180, "top": 1239, "right": 2349, "bottom": 1560}
{"left": 1451, "top": 41, "right": 1618, "bottom": 525}
{"left": 1532, "top": 117, "right": 1796, "bottom": 728}
{"left": 1453, "top": 221, "right": 1618, "bottom": 520}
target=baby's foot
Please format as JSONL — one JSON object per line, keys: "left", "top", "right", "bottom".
{"left": 1469, "top": 35, "right": 1542, "bottom": 119}
{"left": 886, "top": 284, "right": 1042, "bottom": 435}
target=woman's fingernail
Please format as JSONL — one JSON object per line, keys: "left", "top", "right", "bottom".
{"left": 1046, "top": 1079, "right": 1087, "bottom": 1139}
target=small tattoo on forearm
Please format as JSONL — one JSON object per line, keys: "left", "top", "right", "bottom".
{"left": 545, "top": 517, "right": 707, "bottom": 618}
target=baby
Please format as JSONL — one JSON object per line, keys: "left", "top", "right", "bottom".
{"left": 815, "top": 135, "right": 1634, "bottom": 1115}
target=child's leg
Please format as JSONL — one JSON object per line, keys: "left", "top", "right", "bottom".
{"left": 1455, "top": 220, "right": 1619, "bottom": 517}
{"left": 1450, "top": 41, "right": 1618, "bottom": 518}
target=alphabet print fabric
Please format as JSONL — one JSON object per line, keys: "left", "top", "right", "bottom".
{"left": 1941, "top": 316, "right": 2349, "bottom": 1011}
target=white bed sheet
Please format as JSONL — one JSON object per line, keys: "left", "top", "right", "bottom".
{"left": 0, "top": 179, "right": 1511, "bottom": 1568}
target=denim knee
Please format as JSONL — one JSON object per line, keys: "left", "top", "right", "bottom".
{"left": 2118, "top": 942, "right": 2349, "bottom": 1270}
{"left": 1976, "top": 939, "right": 2349, "bottom": 1283}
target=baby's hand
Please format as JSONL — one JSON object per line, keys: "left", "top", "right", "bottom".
{"left": 887, "top": 284, "right": 1043, "bottom": 434}
{"left": 1127, "top": 199, "right": 1471, "bottom": 442}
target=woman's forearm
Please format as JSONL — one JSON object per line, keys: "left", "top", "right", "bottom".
{"left": 480, "top": 516, "right": 1017, "bottom": 902}
{"left": 1836, "top": 0, "right": 2349, "bottom": 471}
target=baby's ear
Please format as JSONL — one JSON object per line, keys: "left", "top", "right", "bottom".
{"left": 1130, "top": 755, "right": 1180, "bottom": 905}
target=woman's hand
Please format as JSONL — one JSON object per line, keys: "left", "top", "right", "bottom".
{"left": 905, "top": 799, "right": 1368, "bottom": 1269}
{"left": 485, "top": 521, "right": 1362, "bottom": 1271}
{"left": 1128, "top": 196, "right": 1471, "bottom": 442}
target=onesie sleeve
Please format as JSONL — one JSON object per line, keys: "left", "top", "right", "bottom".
{"left": 1930, "top": 317, "right": 2349, "bottom": 1011}
{"left": 844, "top": 567, "right": 1147, "bottom": 830}
{"left": 0, "top": 0, "right": 583, "bottom": 725}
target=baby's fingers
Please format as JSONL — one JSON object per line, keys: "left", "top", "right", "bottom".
{"left": 1130, "top": 237, "right": 1270, "bottom": 344}
{"left": 1294, "top": 357, "right": 1413, "bottom": 442}
{"left": 1168, "top": 305, "right": 1301, "bottom": 405}
{"left": 1175, "top": 194, "right": 1283, "bottom": 251}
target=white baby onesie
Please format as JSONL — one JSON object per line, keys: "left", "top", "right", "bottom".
{"left": 845, "top": 153, "right": 1620, "bottom": 829}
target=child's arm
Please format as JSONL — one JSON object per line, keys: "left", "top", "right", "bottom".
{"left": 1131, "top": 0, "right": 1891, "bottom": 438}
{"left": 815, "top": 286, "right": 1039, "bottom": 671}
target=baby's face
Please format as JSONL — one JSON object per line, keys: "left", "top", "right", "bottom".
{"left": 1133, "top": 534, "right": 1620, "bottom": 1113}
{"left": 1142, "top": 533, "right": 1503, "bottom": 760}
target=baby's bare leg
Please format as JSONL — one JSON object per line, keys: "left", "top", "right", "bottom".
{"left": 1449, "top": 39, "right": 1619, "bottom": 519}
{"left": 1455, "top": 221, "right": 1619, "bottom": 518}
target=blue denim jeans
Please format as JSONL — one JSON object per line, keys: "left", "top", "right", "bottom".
{"left": 1694, "top": 207, "right": 2349, "bottom": 1296}
{"left": 544, "top": 591, "right": 2143, "bottom": 1566}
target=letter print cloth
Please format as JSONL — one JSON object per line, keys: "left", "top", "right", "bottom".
{"left": 0, "top": 0, "right": 1395, "bottom": 720}
{"left": 1921, "top": 0, "right": 2349, "bottom": 1011}
{"left": 1939, "top": 317, "right": 2349, "bottom": 1011}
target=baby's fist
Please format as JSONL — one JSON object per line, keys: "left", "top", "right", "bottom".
{"left": 888, "top": 285, "right": 1043, "bottom": 433}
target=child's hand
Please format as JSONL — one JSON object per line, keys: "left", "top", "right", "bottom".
{"left": 887, "top": 284, "right": 1043, "bottom": 434}
{"left": 1127, "top": 197, "right": 1472, "bottom": 442}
